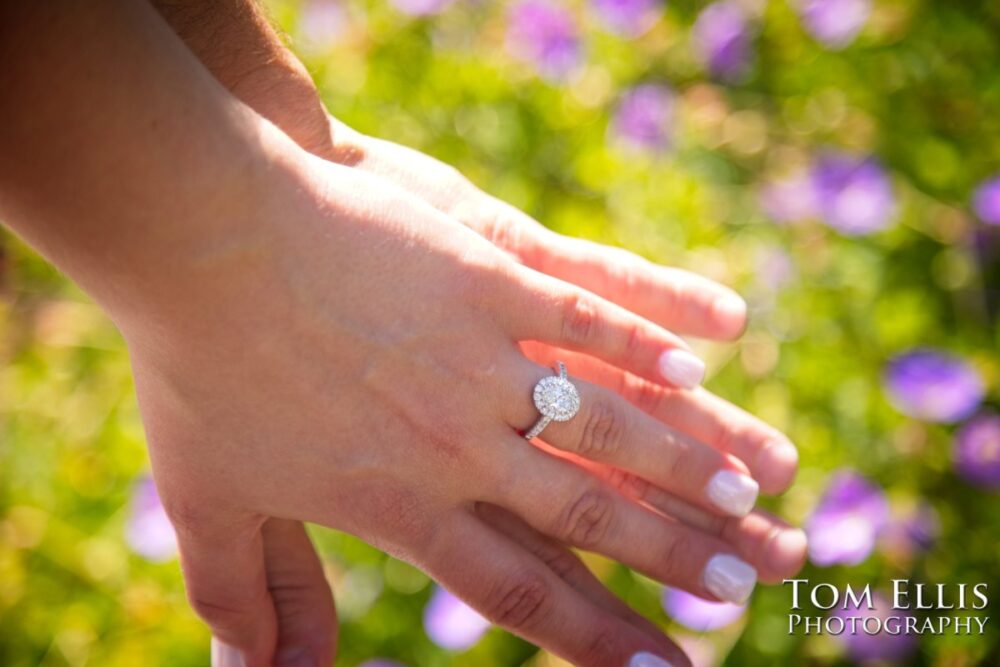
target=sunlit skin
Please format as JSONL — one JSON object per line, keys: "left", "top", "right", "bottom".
{"left": 0, "top": 3, "right": 805, "bottom": 667}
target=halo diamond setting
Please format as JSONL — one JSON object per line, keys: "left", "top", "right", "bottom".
{"left": 524, "top": 361, "right": 580, "bottom": 439}
{"left": 533, "top": 376, "right": 580, "bottom": 422}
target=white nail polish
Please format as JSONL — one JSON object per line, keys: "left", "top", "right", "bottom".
{"left": 628, "top": 651, "right": 673, "bottom": 667}
{"left": 703, "top": 554, "right": 757, "bottom": 604}
{"left": 211, "top": 638, "right": 246, "bottom": 667}
{"left": 706, "top": 470, "right": 759, "bottom": 517}
{"left": 657, "top": 349, "right": 705, "bottom": 389}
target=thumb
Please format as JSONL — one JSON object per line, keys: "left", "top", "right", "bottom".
{"left": 261, "top": 518, "right": 337, "bottom": 667}
{"left": 171, "top": 508, "right": 277, "bottom": 667}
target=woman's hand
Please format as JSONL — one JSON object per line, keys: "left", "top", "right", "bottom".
{"left": 0, "top": 3, "right": 805, "bottom": 665}
{"left": 118, "top": 146, "right": 799, "bottom": 667}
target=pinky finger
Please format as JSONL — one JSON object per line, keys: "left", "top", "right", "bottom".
{"left": 474, "top": 502, "right": 668, "bottom": 643}
{"left": 423, "top": 511, "right": 689, "bottom": 667}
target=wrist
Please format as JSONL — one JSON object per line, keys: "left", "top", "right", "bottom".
{"left": 105, "top": 125, "right": 314, "bottom": 343}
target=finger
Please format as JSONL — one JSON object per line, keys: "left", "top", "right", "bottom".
{"left": 474, "top": 502, "right": 670, "bottom": 642}
{"left": 507, "top": 216, "right": 747, "bottom": 340}
{"left": 523, "top": 342, "right": 799, "bottom": 494}
{"left": 484, "top": 440, "right": 758, "bottom": 605}
{"left": 502, "top": 360, "right": 759, "bottom": 518}
{"left": 262, "top": 519, "right": 337, "bottom": 667}
{"left": 423, "top": 510, "right": 689, "bottom": 667}
{"left": 498, "top": 267, "right": 707, "bottom": 390}
{"left": 170, "top": 509, "right": 276, "bottom": 667}
{"left": 603, "top": 469, "right": 807, "bottom": 584}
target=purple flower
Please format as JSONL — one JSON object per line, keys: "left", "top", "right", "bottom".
{"left": 423, "top": 586, "right": 490, "bottom": 650}
{"left": 506, "top": 1, "right": 582, "bottom": 80}
{"left": 829, "top": 592, "right": 918, "bottom": 662}
{"left": 885, "top": 350, "right": 984, "bottom": 423}
{"left": 591, "top": 0, "right": 662, "bottom": 37}
{"left": 811, "top": 153, "right": 896, "bottom": 235}
{"left": 972, "top": 175, "right": 1000, "bottom": 225}
{"left": 662, "top": 587, "right": 746, "bottom": 631}
{"left": 391, "top": 0, "right": 454, "bottom": 16}
{"left": 794, "top": 0, "right": 871, "bottom": 50}
{"left": 124, "top": 475, "right": 177, "bottom": 562}
{"left": 610, "top": 83, "right": 676, "bottom": 153}
{"left": 954, "top": 412, "right": 1000, "bottom": 490}
{"left": 692, "top": 2, "right": 753, "bottom": 81}
{"left": 806, "top": 471, "right": 888, "bottom": 566}
{"left": 759, "top": 172, "right": 819, "bottom": 223}
{"left": 298, "top": 0, "right": 347, "bottom": 51}
{"left": 880, "top": 502, "right": 940, "bottom": 556}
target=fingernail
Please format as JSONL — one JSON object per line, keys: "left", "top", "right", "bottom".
{"left": 276, "top": 646, "right": 317, "bottom": 667}
{"left": 766, "top": 527, "right": 808, "bottom": 575}
{"left": 703, "top": 554, "right": 757, "bottom": 604}
{"left": 628, "top": 651, "right": 673, "bottom": 667}
{"left": 756, "top": 438, "right": 798, "bottom": 472}
{"left": 754, "top": 438, "right": 799, "bottom": 492}
{"left": 706, "top": 470, "right": 759, "bottom": 517}
{"left": 657, "top": 349, "right": 705, "bottom": 389}
{"left": 713, "top": 294, "right": 747, "bottom": 331}
{"left": 211, "top": 638, "right": 246, "bottom": 667}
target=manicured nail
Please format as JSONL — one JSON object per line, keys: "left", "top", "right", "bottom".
{"left": 628, "top": 651, "right": 673, "bottom": 667}
{"left": 756, "top": 438, "right": 798, "bottom": 472}
{"left": 657, "top": 349, "right": 705, "bottom": 389}
{"left": 753, "top": 438, "right": 799, "bottom": 492}
{"left": 706, "top": 470, "right": 759, "bottom": 517}
{"left": 766, "top": 527, "right": 808, "bottom": 575}
{"left": 276, "top": 646, "right": 317, "bottom": 667}
{"left": 211, "top": 638, "right": 246, "bottom": 667}
{"left": 703, "top": 554, "right": 757, "bottom": 603}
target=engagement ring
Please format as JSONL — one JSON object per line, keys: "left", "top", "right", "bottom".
{"left": 524, "top": 361, "right": 581, "bottom": 440}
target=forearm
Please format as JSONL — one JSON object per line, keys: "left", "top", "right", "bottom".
{"left": 0, "top": 1, "right": 291, "bottom": 326}
{"left": 151, "top": 0, "right": 338, "bottom": 160}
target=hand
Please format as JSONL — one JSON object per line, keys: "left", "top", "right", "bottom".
{"left": 323, "top": 119, "right": 799, "bottom": 493}
{"left": 124, "top": 147, "right": 801, "bottom": 667}
{"left": 138, "top": 5, "right": 803, "bottom": 664}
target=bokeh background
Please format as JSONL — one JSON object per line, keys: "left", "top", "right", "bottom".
{"left": 2, "top": 0, "right": 999, "bottom": 665}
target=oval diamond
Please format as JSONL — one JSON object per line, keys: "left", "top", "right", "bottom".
{"left": 533, "top": 376, "right": 581, "bottom": 422}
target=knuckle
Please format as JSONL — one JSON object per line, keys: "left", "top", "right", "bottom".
{"left": 609, "top": 468, "right": 650, "bottom": 500}
{"left": 628, "top": 376, "right": 666, "bottom": 416}
{"left": 579, "top": 622, "right": 625, "bottom": 667}
{"left": 187, "top": 586, "right": 264, "bottom": 629}
{"left": 578, "top": 398, "right": 626, "bottom": 458}
{"left": 662, "top": 434, "right": 687, "bottom": 481}
{"left": 560, "top": 293, "right": 599, "bottom": 345}
{"left": 478, "top": 207, "right": 524, "bottom": 258}
{"left": 658, "top": 535, "right": 687, "bottom": 581}
{"left": 557, "top": 488, "right": 615, "bottom": 548}
{"left": 538, "top": 547, "right": 583, "bottom": 580}
{"left": 623, "top": 321, "right": 645, "bottom": 359}
{"left": 485, "top": 572, "right": 551, "bottom": 630}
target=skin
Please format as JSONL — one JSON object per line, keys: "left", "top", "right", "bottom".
{"left": 0, "top": 2, "right": 805, "bottom": 666}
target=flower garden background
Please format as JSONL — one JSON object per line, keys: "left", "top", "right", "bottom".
{"left": 1, "top": 0, "right": 998, "bottom": 665}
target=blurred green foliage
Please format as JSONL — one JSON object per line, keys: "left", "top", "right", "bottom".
{"left": 1, "top": 1, "right": 998, "bottom": 665}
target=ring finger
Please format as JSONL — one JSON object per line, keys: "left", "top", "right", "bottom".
{"left": 502, "top": 359, "right": 760, "bottom": 519}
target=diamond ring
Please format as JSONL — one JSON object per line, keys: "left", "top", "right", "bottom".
{"left": 524, "top": 361, "right": 581, "bottom": 440}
